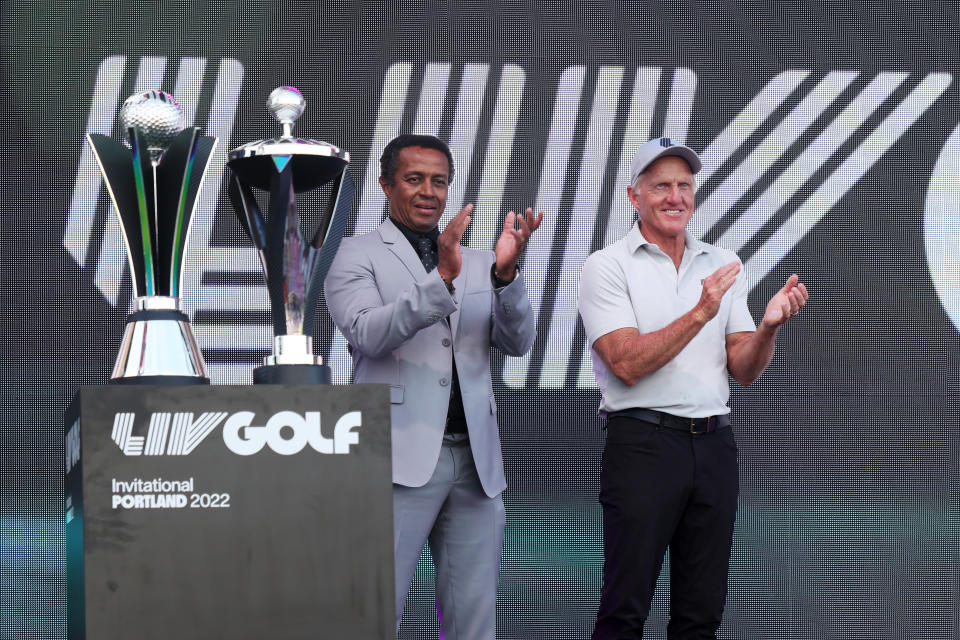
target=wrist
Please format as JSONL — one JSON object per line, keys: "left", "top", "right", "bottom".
{"left": 491, "top": 263, "right": 518, "bottom": 286}
{"left": 757, "top": 319, "right": 780, "bottom": 335}
{"left": 690, "top": 305, "right": 711, "bottom": 326}
{"left": 440, "top": 274, "right": 456, "bottom": 295}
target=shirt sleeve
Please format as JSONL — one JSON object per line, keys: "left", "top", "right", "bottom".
{"left": 578, "top": 249, "right": 640, "bottom": 346}
{"left": 725, "top": 258, "right": 757, "bottom": 335}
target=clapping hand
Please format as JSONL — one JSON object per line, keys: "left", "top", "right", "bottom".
{"left": 493, "top": 207, "right": 544, "bottom": 282}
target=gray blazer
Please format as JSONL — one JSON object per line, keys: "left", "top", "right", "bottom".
{"left": 324, "top": 219, "right": 536, "bottom": 497}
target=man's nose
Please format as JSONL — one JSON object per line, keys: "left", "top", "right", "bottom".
{"left": 666, "top": 185, "right": 682, "bottom": 203}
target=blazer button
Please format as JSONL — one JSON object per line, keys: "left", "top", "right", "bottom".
{"left": 442, "top": 338, "right": 451, "bottom": 347}
{"left": 439, "top": 378, "right": 449, "bottom": 386}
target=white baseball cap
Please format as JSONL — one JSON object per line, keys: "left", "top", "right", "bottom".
{"left": 630, "top": 137, "right": 702, "bottom": 183}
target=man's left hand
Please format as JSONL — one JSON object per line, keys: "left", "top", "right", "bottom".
{"left": 494, "top": 207, "right": 544, "bottom": 283}
{"left": 761, "top": 274, "right": 809, "bottom": 328}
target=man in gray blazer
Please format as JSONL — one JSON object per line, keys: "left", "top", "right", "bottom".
{"left": 324, "top": 134, "right": 542, "bottom": 639}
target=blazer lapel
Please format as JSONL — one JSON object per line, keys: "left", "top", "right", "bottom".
{"left": 378, "top": 219, "right": 426, "bottom": 279}
{"left": 378, "top": 218, "right": 463, "bottom": 338}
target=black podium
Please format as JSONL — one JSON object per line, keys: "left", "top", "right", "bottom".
{"left": 64, "top": 384, "right": 394, "bottom": 639}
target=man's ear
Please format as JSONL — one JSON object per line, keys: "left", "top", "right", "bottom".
{"left": 379, "top": 176, "right": 392, "bottom": 197}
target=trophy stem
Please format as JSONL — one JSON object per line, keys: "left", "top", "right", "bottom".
{"left": 130, "top": 131, "right": 157, "bottom": 296}
{"left": 265, "top": 335, "right": 321, "bottom": 366}
{"left": 152, "top": 163, "right": 161, "bottom": 289}
{"left": 252, "top": 335, "right": 330, "bottom": 385}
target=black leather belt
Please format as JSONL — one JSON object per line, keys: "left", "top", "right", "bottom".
{"left": 607, "top": 408, "right": 730, "bottom": 434}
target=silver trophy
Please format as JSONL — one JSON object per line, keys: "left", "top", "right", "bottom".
{"left": 87, "top": 90, "right": 218, "bottom": 384}
{"left": 227, "top": 86, "right": 354, "bottom": 384}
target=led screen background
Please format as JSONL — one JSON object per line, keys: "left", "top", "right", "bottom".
{"left": 2, "top": 1, "right": 959, "bottom": 638}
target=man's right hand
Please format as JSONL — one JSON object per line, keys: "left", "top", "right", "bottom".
{"left": 437, "top": 203, "right": 473, "bottom": 285}
{"left": 693, "top": 261, "right": 741, "bottom": 324}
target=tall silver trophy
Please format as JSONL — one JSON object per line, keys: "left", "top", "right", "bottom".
{"left": 87, "top": 90, "right": 218, "bottom": 384}
{"left": 227, "top": 86, "right": 354, "bottom": 384}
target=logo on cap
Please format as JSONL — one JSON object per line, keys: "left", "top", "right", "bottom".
{"left": 660, "top": 138, "right": 673, "bottom": 148}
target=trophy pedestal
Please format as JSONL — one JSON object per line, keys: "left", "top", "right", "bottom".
{"left": 65, "top": 384, "right": 394, "bottom": 640}
{"left": 253, "top": 363, "right": 331, "bottom": 384}
{"left": 111, "top": 297, "right": 209, "bottom": 384}
{"left": 253, "top": 334, "right": 330, "bottom": 384}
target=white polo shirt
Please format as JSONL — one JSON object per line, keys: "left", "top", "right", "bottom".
{"left": 578, "top": 224, "right": 756, "bottom": 418}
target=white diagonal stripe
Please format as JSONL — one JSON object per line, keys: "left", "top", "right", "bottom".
{"left": 183, "top": 411, "right": 229, "bottom": 454}
{"left": 603, "top": 66, "right": 662, "bottom": 247}
{"left": 112, "top": 412, "right": 134, "bottom": 450}
{"left": 185, "top": 57, "right": 244, "bottom": 325}
{"left": 746, "top": 72, "right": 952, "bottom": 287}
{"left": 472, "top": 64, "right": 525, "bottom": 252}
{"left": 696, "top": 70, "right": 810, "bottom": 187}
{"left": 413, "top": 63, "right": 451, "bottom": 136}
{"left": 444, "top": 64, "right": 489, "bottom": 221}
{"left": 662, "top": 67, "right": 696, "bottom": 141}
{"left": 541, "top": 66, "right": 624, "bottom": 388}
{"left": 720, "top": 72, "right": 908, "bottom": 253}
{"left": 172, "top": 57, "right": 208, "bottom": 127}
{"left": 132, "top": 56, "right": 169, "bottom": 93}
{"left": 65, "top": 55, "right": 127, "bottom": 268}
{"left": 502, "top": 66, "right": 585, "bottom": 387}
{"left": 357, "top": 62, "right": 412, "bottom": 234}
{"left": 695, "top": 71, "right": 857, "bottom": 237}
{"left": 583, "top": 67, "right": 669, "bottom": 387}
{"left": 145, "top": 413, "right": 171, "bottom": 455}
{"left": 168, "top": 413, "right": 190, "bottom": 455}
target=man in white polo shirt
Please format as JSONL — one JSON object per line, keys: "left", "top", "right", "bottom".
{"left": 578, "top": 137, "right": 809, "bottom": 639}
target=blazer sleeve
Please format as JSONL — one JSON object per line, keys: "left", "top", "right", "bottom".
{"left": 489, "top": 268, "right": 537, "bottom": 357}
{"left": 324, "top": 236, "right": 458, "bottom": 358}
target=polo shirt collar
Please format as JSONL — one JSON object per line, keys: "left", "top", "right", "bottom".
{"left": 627, "top": 222, "right": 708, "bottom": 256}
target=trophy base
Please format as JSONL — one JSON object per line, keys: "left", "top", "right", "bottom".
{"left": 253, "top": 364, "right": 331, "bottom": 385}
{"left": 110, "top": 375, "right": 210, "bottom": 386}
{"left": 111, "top": 296, "right": 209, "bottom": 383}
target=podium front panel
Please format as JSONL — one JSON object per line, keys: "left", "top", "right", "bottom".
{"left": 64, "top": 384, "right": 393, "bottom": 639}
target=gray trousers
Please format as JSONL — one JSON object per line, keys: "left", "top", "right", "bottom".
{"left": 393, "top": 434, "right": 505, "bottom": 639}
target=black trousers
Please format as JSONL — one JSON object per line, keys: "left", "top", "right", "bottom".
{"left": 592, "top": 415, "right": 739, "bottom": 640}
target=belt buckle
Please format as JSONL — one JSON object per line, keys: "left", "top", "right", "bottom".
{"left": 690, "top": 417, "right": 709, "bottom": 435}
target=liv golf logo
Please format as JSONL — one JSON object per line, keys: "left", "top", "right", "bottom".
{"left": 110, "top": 410, "right": 362, "bottom": 456}
{"left": 64, "top": 58, "right": 954, "bottom": 387}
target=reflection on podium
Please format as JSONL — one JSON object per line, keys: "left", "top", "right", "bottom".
{"left": 65, "top": 384, "right": 394, "bottom": 639}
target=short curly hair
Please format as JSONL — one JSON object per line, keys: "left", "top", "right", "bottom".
{"left": 380, "top": 134, "right": 455, "bottom": 185}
